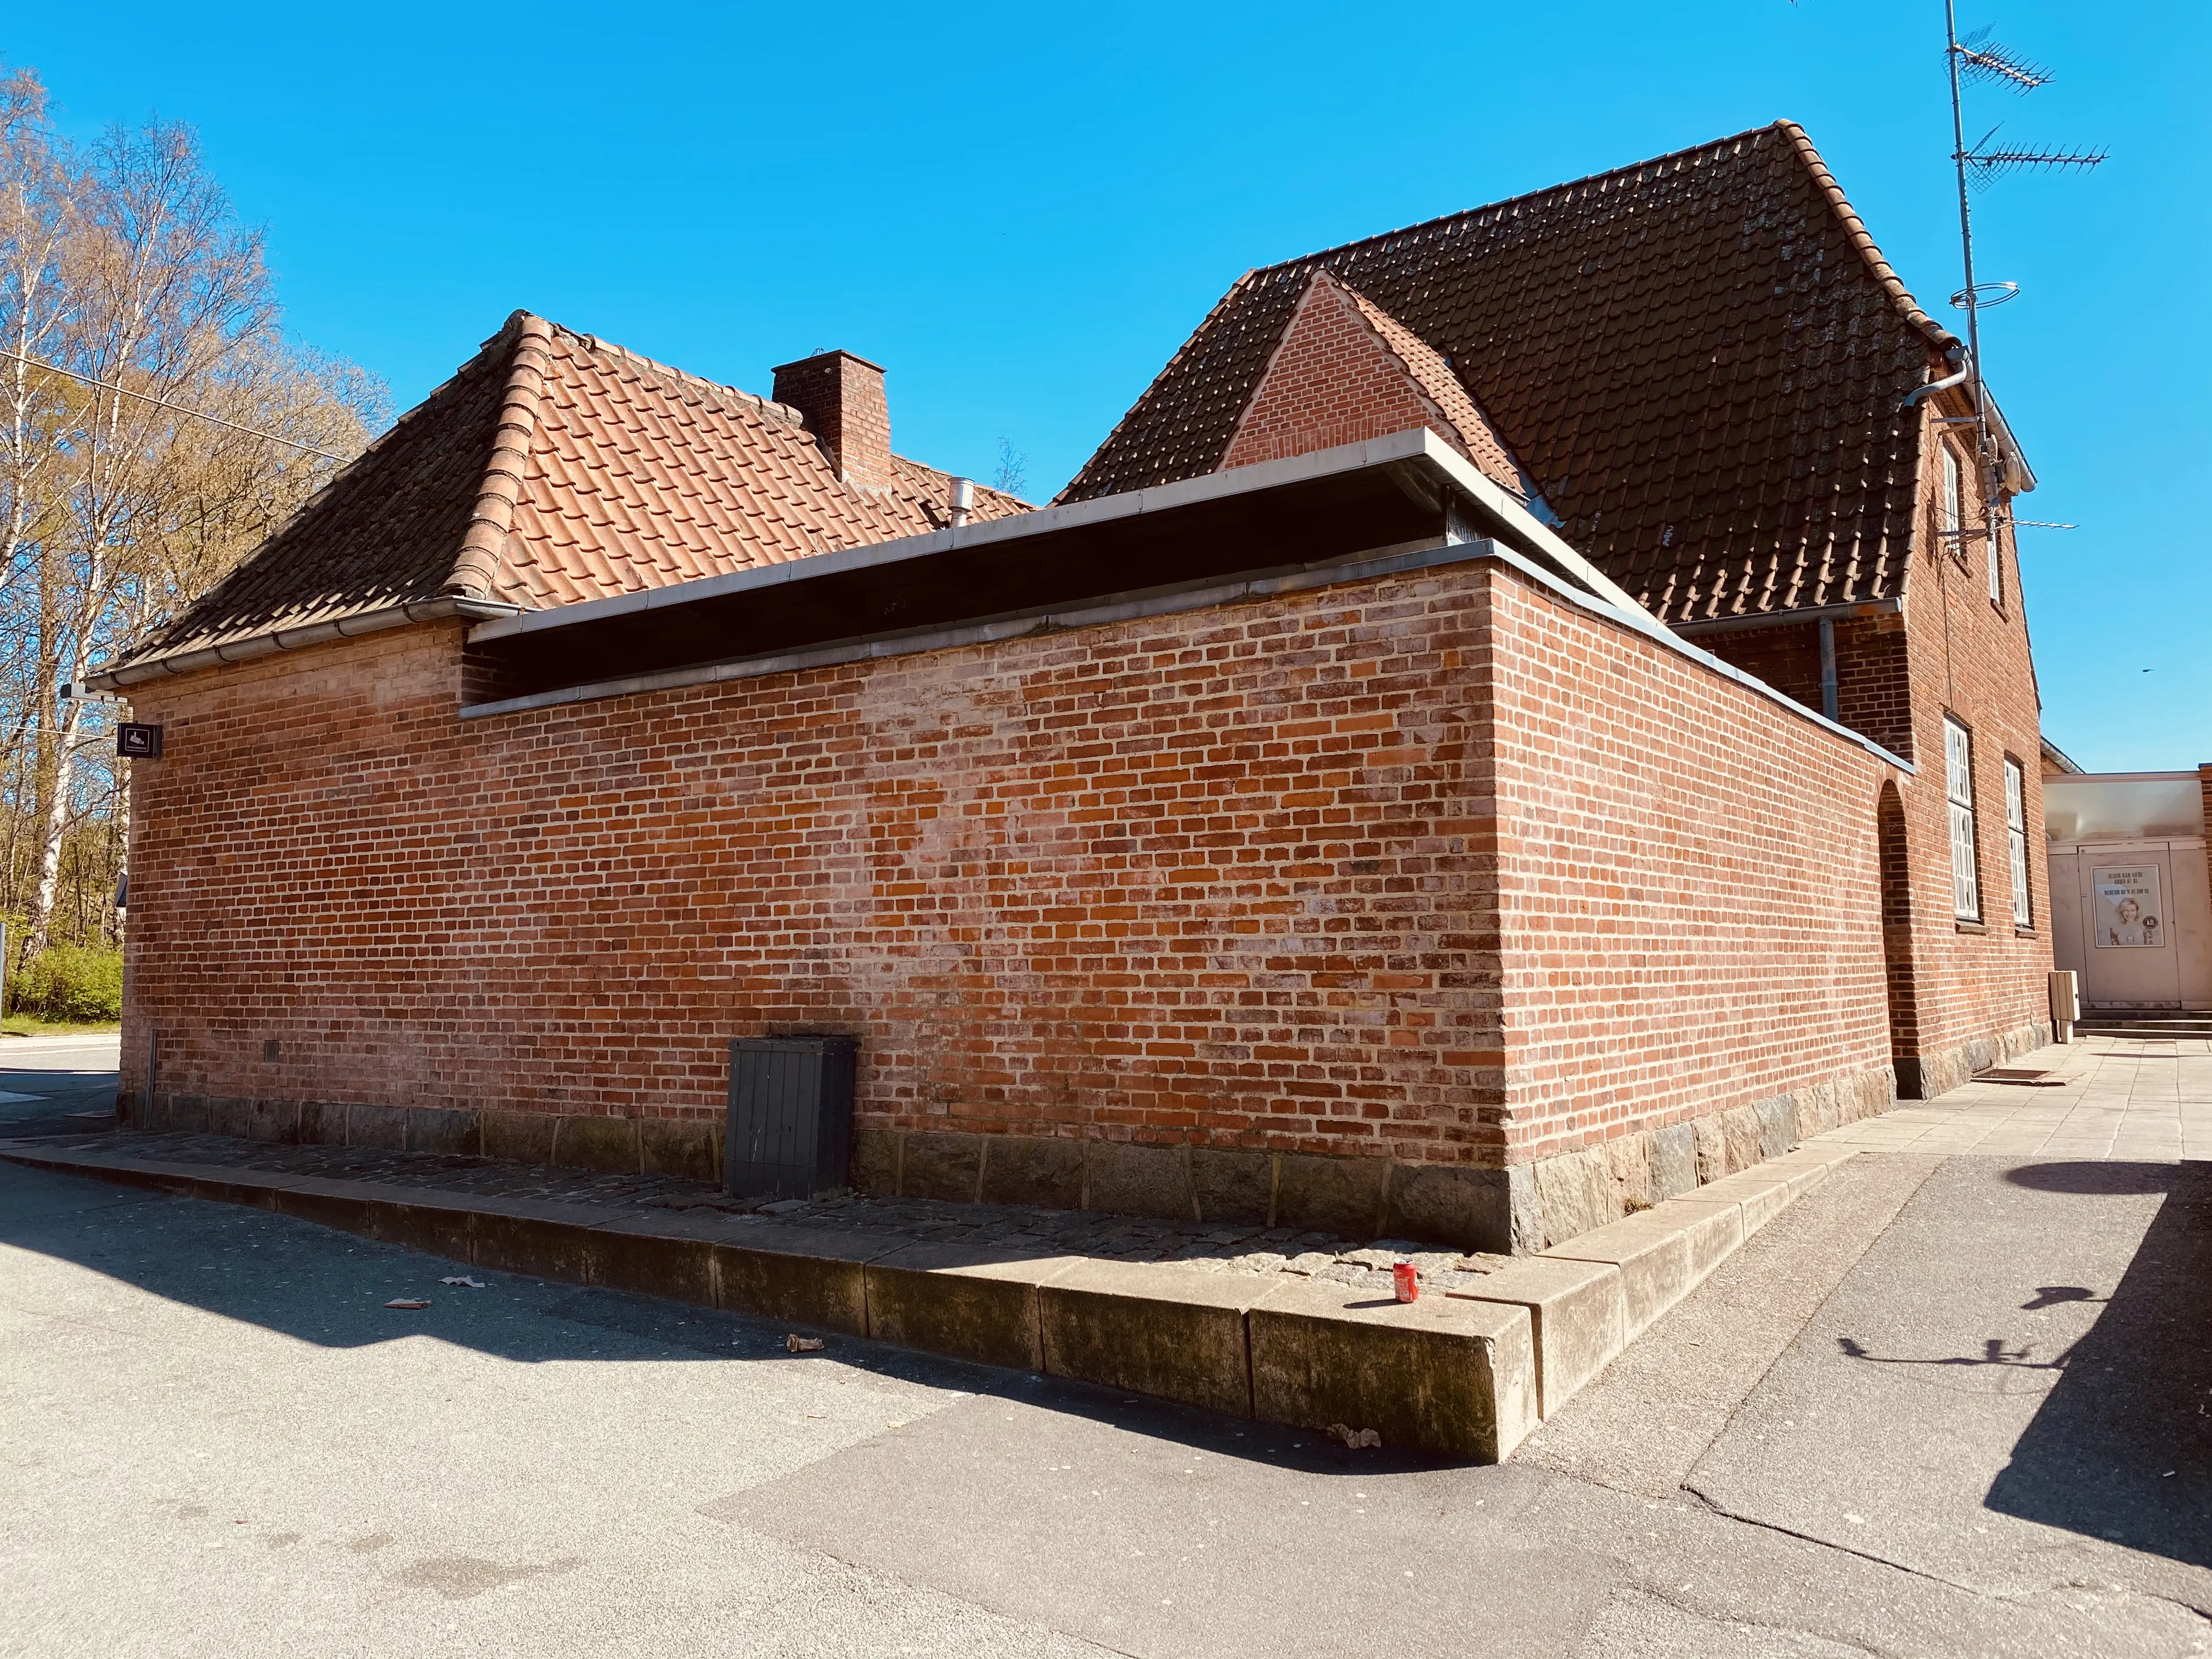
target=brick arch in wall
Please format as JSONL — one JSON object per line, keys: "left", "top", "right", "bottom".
{"left": 1877, "top": 778, "right": 1925, "bottom": 1098}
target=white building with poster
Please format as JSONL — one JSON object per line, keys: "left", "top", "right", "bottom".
{"left": 2044, "top": 765, "right": 2212, "bottom": 1017}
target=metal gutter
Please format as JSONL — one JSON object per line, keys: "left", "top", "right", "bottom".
{"left": 2038, "top": 735, "right": 2085, "bottom": 775}
{"left": 1673, "top": 598, "right": 1903, "bottom": 638}
{"left": 87, "top": 595, "right": 525, "bottom": 692}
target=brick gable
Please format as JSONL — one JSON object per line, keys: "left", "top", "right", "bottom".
{"left": 1220, "top": 272, "right": 1525, "bottom": 495}
{"left": 1063, "top": 122, "right": 1970, "bottom": 629}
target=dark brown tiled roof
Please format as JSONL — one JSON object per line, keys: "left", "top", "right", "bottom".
{"left": 1062, "top": 122, "right": 1957, "bottom": 625}
{"left": 125, "top": 314, "right": 1028, "bottom": 665}
{"left": 1220, "top": 270, "right": 1531, "bottom": 495}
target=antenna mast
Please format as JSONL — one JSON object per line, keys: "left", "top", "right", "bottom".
{"left": 1943, "top": 0, "right": 1990, "bottom": 481}
{"left": 1936, "top": 4, "right": 2103, "bottom": 565}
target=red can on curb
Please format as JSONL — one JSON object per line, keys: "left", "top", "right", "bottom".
{"left": 1392, "top": 1262, "right": 1419, "bottom": 1302}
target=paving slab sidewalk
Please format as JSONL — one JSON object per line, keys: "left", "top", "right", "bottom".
{"left": 0, "top": 1125, "right": 1854, "bottom": 1461}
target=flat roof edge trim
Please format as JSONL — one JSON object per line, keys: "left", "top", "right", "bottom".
{"left": 467, "top": 428, "right": 1449, "bottom": 646}
{"left": 462, "top": 529, "right": 1912, "bottom": 775}
{"left": 2048, "top": 771, "right": 2207, "bottom": 785}
{"left": 460, "top": 533, "right": 1472, "bottom": 720}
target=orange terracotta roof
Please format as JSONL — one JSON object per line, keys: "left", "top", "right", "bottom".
{"left": 125, "top": 313, "right": 1028, "bottom": 664}
{"left": 1062, "top": 121, "right": 1960, "bottom": 626}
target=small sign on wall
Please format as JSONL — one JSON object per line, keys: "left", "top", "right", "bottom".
{"left": 2092, "top": 866, "right": 2164, "bottom": 949}
{"left": 116, "top": 723, "right": 162, "bottom": 759}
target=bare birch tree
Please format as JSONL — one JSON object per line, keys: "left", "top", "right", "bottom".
{"left": 0, "top": 65, "right": 386, "bottom": 973}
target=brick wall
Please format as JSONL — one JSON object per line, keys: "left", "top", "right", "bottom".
{"left": 121, "top": 574, "right": 1504, "bottom": 1167}
{"left": 116, "top": 548, "right": 1937, "bottom": 1247}
{"left": 2201, "top": 765, "right": 2212, "bottom": 919}
{"left": 1888, "top": 397, "right": 2055, "bottom": 1093}
{"left": 1701, "top": 613, "right": 1913, "bottom": 763}
{"left": 1483, "top": 573, "right": 1896, "bottom": 1181}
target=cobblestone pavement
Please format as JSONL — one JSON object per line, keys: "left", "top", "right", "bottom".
{"left": 9, "top": 1127, "right": 1511, "bottom": 1297}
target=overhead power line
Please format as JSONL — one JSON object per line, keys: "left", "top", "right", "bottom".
{"left": 0, "top": 346, "right": 350, "bottom": 462}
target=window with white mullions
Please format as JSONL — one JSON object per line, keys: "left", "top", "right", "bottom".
{"left": 2004, "top": 758, "right": 2030, "bottom": 926}
{"left": 1945, "top": 717, "right": 1980, "bottom": 922}
{"left": 1940, "top": 445, "right": 1963, "bottom": 562}
{"left": 1988, "top": 516, "right": 2005, "bottom": 607}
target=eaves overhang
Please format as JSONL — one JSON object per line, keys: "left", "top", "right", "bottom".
{"left": 457, "top": 426, "right": 1910, "bottom": 775}
{"left": 462, "top": 427, "right": 1644, "bottom": 707}
{"left": 87, "top": 594, "right": 524, "bottom": 692}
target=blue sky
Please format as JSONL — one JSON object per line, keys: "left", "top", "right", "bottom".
{"left": 9, "top": 2, "right": 2204, "bottom": 768}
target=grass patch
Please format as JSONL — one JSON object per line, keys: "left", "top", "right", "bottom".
{"left": 1, "top": 1014, "right": 121, "bottom": 1039}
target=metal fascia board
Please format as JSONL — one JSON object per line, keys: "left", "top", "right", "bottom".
{"left": 465, "top": 429, "right": 1444, "bottom": 646}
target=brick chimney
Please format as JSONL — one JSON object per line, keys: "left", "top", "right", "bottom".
{"left": 771, "top": 349, "right": 893, "bottom": 492}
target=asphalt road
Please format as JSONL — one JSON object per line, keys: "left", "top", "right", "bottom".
{"left": 0, "top": 1036, "right": 119, "bottom": 1139}
{"left": 2, "top": 1054, "right": 2205, "bottom": 1656}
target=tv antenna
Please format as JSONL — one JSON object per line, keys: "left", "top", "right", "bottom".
{"left": 1941, "top": 4, "right": 2104, "bottom": 552}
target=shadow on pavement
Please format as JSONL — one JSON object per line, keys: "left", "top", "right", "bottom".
{"left": 0, "top": 1155, "right": 1441, "bottom": 1478}
{"left": 1979, "top": 1160, "right": 2212, "bottom": 1570}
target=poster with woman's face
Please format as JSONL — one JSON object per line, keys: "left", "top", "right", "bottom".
{"left": 2093, "top": 866, "right": 2164, "bottom": 949}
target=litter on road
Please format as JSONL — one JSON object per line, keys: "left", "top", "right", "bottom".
{"left": 383, "top": 1297, "right": 431, "bottom": 1310}
{"left": 439, "top": 1276, "right": 486, "bottom": 1288}
{"left": 786, "top": 1334, "right": 826, "bottom": 1353}
{"left": 1326, "top": 1423, "right": 1381, "bottom": 1449}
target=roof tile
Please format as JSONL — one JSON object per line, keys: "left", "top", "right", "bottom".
{"left": 1061, "top": 122, "right": 1951, "bottom": 624}
{"left": 129, "top": 314, "right": 1028, "bottom": 665}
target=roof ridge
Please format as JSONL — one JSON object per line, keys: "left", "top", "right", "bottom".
{"left": 442, "top": 311, "right": 555, "bottom": 600}
{"left": 550, "top": 320, "right": 810, "bottom": 428}
{"left": 1771, "top": 119, "right": 1955, "bottom": 351}
{"left": 1237, "top": 122, "right": 1793, "bottom": 280}
{"left": 885, "top": 450, "right": 1031, "bottom": 510}
{"left": 1245, "top": 121, "right": 1954, "bottom": 357}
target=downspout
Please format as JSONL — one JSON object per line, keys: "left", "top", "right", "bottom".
{"left": 1901, "top": 342, "right": 1968, "bottom": 408}
{"left": 1819, "top": 617, "right": 1839, "bottom": 721}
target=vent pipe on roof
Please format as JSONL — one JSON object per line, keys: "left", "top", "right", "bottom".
{"left": 949, "top": 476, "right": 974, "bottom": 529}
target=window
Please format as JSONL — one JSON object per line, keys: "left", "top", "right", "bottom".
{"left": 1988, "top": 520, "right": 2005, "bottom": 607}
{"left": 1945, "top": 717, "right": 1980, "bottom": 921}
{"left": 2005, "top": 758, "right": 2031, "bottom": 926}
{"left": 1940, "top": 445, "right": 1963, "bottom": 561}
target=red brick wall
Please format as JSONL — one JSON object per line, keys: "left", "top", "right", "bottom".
{"left": 2202, "top": 765, "right": 2212, "bottom": 915}
{"left": 1482, "top": 574, "right": 1895, "bottom": 1164}
{"left": 1220, "top": 280, "right": 1443, "bottom": 471}
{"left": 120, "top": 578, "right": 1503, "bottom": 1167}
{"left": 1701, "top": 613, "right": 1913, "bottom": 764}
{"left": 118, "top": 552, "right": 1915, "bottom": 1179}
{"left": 1889, "top": 398, "right": 2055, "bottom": 1092}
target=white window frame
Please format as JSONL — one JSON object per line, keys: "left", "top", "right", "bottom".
{"left": 1940, "top": 445, "right": 1963, "bottom": 561}
{"left": 1945, "top": 716, "right": 1980, "bottom": 922}
{"left": 2004, "top": 757, "right": 2031, "bottom": 927}
{"left": 1988, "top": 516, "right": 2005, "bottom": 606}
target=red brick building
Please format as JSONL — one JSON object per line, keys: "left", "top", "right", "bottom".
{"left": 98, "top": 123, "right": 2055, "bottom": 1252}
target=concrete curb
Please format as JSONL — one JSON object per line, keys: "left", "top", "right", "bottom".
{"left": 0, "top": 1137, "right": 1857, "bottom": 1460}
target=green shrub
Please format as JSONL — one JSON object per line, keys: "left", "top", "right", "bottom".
{"left": 5, "top": 946, "right": 125, "bottom": 1023}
